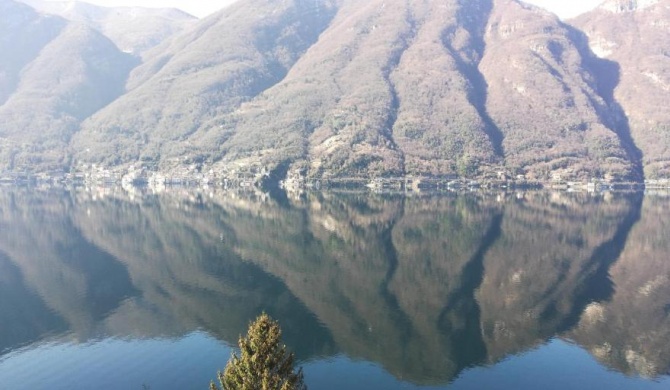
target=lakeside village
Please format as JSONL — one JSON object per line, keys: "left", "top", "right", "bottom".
{"left": 1, "top": 162, "right": 667, "bottom": 194}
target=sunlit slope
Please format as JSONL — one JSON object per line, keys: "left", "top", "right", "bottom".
{"left": 72, "top": 0, "right": 340, "bottom": 169}
{"left": 65, "top": 0, "right": 654, "bottom": 181}
{"left": 189, "top": 0, "right": 636, "bottom": 180}
{"left": 482, "top": 0, "right": 640, "bottom": 181}
{"left": 571, "top": 0, "right": 670, "bottom": 178}
{"left": 0, "top": 0, "right": 136, "bottom": 172}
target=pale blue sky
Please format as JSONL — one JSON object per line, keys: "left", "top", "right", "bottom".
{"left": 43, "top": 0, "right": 605, "bottom": 19}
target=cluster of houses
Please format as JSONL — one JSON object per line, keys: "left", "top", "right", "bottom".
{"left": 2, "top": 164, "right": 670, "bottom": 195}
{"left": 0, "top": 162, "right": 271, "bottom": 188}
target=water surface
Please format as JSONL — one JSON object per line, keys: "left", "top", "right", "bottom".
{"left": 0, "top": 188, "right": 668, "bottom": 389}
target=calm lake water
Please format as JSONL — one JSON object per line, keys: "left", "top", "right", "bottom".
{"left": 0, "top": 187, "right": 669, "bottom": 389}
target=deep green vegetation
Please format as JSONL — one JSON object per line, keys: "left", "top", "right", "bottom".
{"left": 210, "top": 313, "right": 306, "bottom": 390}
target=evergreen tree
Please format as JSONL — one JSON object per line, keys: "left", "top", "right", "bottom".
{"left": 210, "top": 313, "right": 307, "bottom": 390}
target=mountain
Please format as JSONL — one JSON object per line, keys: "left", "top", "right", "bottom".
{"left": 18, "top": 0, "right": 197, "bottom": 55}
{"left": 2, "top": 0, "right": 669, "bottom": 182}
{"left": 71, "top": 0, "right": 340, "bottom": 170}
{"left": 200, "top": 0, "right": 638, "bottom": 180}
{"left": 571, "top": 0, "right": 670, "bottom": 179}
{"left": 0, "top": 0, "right": 66, "bottom": 105}
{"left": 481, "top": 0, "right": 640, "bottom": 181}
{"left": 0, "top": 0, "right": 137, "bottom": 173}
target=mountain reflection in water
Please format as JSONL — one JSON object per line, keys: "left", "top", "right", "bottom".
{"left": 0, "top": 188, "right": 668, "bottom": 386}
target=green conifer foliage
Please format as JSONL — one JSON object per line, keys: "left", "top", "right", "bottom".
{"left": 210, "top": 313, "right": 307, "bottom": 390}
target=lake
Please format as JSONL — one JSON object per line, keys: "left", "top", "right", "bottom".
{"left": 0, "top": 187, "right": 669, "bottom": 389}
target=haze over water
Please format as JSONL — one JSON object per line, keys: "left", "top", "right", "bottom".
{"left": 0, "top": 188, "right": 669, "bottom": 389}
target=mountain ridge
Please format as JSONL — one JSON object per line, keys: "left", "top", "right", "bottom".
{"left": 570, "top": 0, "right": 670, "bottom": 179}
{"left": 1, "top": 0, "right": 669, "bottom": 184}
{"left": 0, "top": 0, "right": 137, "bottom": 172}
{"left": 17, "top": 0, "right": 197, "bottom": 55}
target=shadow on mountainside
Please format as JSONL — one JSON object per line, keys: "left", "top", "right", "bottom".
{"left": 566, "top": 25, "right": 645, "bottom": 181}
{"left": 440, "top": 0, "right": 505, "bottom": 159}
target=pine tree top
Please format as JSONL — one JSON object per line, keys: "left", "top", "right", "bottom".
{"left": 211, "top": 313, "right": 307, "bottom": 390}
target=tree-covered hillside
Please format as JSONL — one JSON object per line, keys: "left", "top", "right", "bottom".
{"left": 1, "top": 0, "right": 669, "bottom": 182}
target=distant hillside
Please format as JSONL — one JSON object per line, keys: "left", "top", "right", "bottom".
{"left": 18, "top": 0, "right": 197, "bottom": 55}
{"left": 72, "top": 0, "right": 341, "bottom": 170}
{"left": 0, "top": 0, "right": 137, "bottom": 173}
{"left": 1, "top": 0, "right": 66, "bottom": 105}
{"left": 2, "top": 0, "right": 669, "bottom": 182}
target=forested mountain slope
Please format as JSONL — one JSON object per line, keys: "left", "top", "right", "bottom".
{"left": 571, "top": 0, "right": 670, "bottom": 179}
{"left": 71, "top": 0, "right": 340, "bottom": 170}
{"left": 0, "top": 0, "right": 136, "bottom": 173}
{"left": 1, "top": 0, "right": 668, "bottom": 182}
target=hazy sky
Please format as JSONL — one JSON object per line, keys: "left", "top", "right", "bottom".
{"left": 44, "top": 0, "right": 605, "bottom": 19}
{"left": 525, "top": 0, "right": 604, "bottom": 18}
